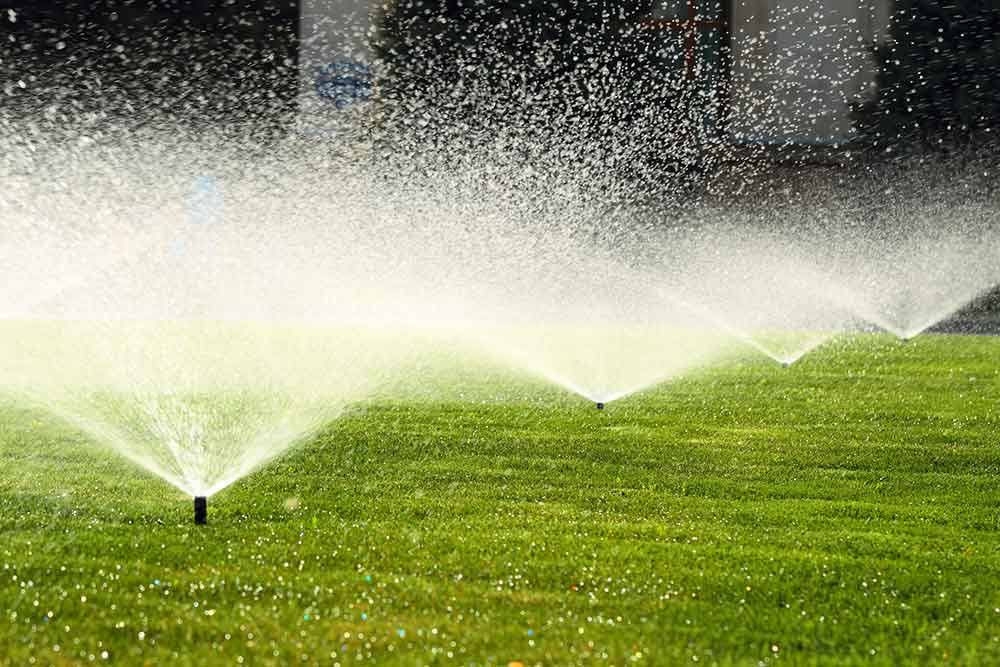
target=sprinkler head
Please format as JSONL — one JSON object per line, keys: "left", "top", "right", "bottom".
{"left": 781, "top": 361, "right": 790, "bottom": 368}
{"left": 596, "top": 402, "right": 605, "bottom": 410}
{"left": 194, "top": 496, "right": 207, "bottom": 525}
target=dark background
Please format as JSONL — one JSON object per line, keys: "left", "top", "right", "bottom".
{"left": 0, "top": 1, "right": 300, "bottom": 125}
{"left": 4, "top": 0, "right": 998, "bottom": 150}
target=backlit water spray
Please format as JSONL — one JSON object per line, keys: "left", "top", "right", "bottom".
{"left": 1, "top": 15, "right": 999, "bottom": 522}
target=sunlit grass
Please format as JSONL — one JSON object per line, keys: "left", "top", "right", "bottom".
{"left": 1, "top": 333, "right": 999, "bottom": 666}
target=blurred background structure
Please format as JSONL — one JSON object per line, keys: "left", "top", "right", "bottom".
{"left": 301, "top": 0, "right": 892, "bottom": 144}
{"left": 0, "top": 1, "right": 997, "bottom": 152}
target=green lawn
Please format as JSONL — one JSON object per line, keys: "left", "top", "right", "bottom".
{"left": 1, "top": 334, "right": 999, "bottom": 666}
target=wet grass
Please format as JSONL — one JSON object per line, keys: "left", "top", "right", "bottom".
{"left": 1, "top": 333, "right": 999, "bottom": 666}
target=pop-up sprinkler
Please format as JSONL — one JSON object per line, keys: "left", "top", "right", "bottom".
{"left": 194, "top": 496, "right": 207, "bottom": 525}
{"left": 596, "top": 402, "right": 605, "bottom": 410}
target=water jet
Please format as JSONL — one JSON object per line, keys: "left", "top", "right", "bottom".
{"left": 194, "top": 496, "right": 207, "bottom": 525}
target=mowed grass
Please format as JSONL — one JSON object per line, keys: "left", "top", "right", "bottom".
{"left": 1, "top": 333, "right": 999, "bottom": 666}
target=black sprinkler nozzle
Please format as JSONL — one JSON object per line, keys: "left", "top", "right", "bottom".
{"left": 194, "top": 496, "right": 207, "bottom": 525}
{"left": 596, "top": 402, "right": 605, "bottom": 410}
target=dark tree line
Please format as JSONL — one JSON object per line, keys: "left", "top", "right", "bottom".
{"left": 373, "top": 1, "right": 732, "bottom": 195}
{"left": 854, "top": 0, "right": 1000, "bottom": 152}
{"left": 1, "top": 0, "right": 299, "bottom": 126}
